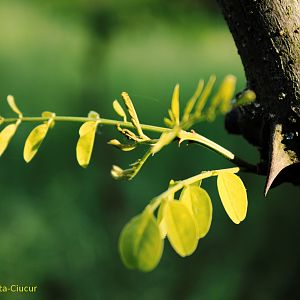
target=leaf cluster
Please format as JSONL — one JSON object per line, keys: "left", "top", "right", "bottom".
{"left": 0, "top": 75, "right": 252, "bottom": 273}
{"left": 119, "top": 169, "right": 247, "bottom": 272}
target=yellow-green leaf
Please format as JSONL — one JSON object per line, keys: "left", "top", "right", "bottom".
{"left": 119, "top": 209, "right": 163, "bottom": 272}
{"left": 23, "top": 124, "right": 49, "bottom": 163}
{"left": 180, "top": 186, "right": 212, "bottom": 239}
{"left": 171, "top": 84, "right": 180, "bottom": 125}
{"left": 217, "top": 172, "right": 248, "bottom": 224}
{"left": 0, "top": 124, "right": 18, "bottom": 156}
{"left": 88, "top": 111, "right": 100, "bottom": 119}
{"left": 157, "top": 201, "right": 167, "bottom": 239}
{"left": 113, "top": 100, "right": 127, "bottom": 121}
{"left": 236, "top": 89, "right": 256, "bottom": 106}
{"left": 194, "top": 75, "right": 216, "bottom": 115}
{"left": 151, "top": 127, "right": 180, "bottom": 154}
{"left": 7, "top": 95, "right": 22, "bottom": 116}
{"left": 76, "top": 121, "right": 98, "bottom": 167}
{"left": 182, "top": 80, "right": 204, "bottom": 122}
{"left": 164, "top": 200, "right": 198, "bottom": 257}
{"left": 107, "top": 139, "right": 137, "bottom": 151}
{"left": 219, "top": 75, "right": 236, "bottom": 113}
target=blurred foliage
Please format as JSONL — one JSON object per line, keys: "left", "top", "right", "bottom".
{"left": 0, "top": 0, "right": 299, "bottom": 299}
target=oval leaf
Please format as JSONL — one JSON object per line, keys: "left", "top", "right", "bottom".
{"left": 0, "top": 124, "right": 17, "bottom": 156}
{"left": 119, "top": 209, "right": 163, "bottom": 272}
{"left": 76, "top": 121, "right": 98, "bottom": 168}
{"left": 164, "top": 200, "right": 198, "bottom": 257}
{"left": 23, "top": 124, "right": 49, "bottom": 163}
{"left": 217, "top": 172, "right": 248, "bottom": 224}
{"left": 180, "top": 186, "right": 213, "bottom": 239}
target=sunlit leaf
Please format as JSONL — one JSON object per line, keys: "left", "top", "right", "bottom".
{"left": 76, "top": 121, "right": 98, "bottom": 167}
{"left": 180, "top": 186, "right": 213, "bottom": 239}
{"left": 194, "top": 75, "right": 216, "bottom": 116}
{"left": 164, "top": 117, "right": 173, "bottom": 128}
{"left": 119, "top": 209, "right": 163, "bottom": 272}
{"left": 205, "top": 75, "right": 236, "bottom": 121}
{"left": 182, "top": 80, "right": 204, "bottom": 122}
{"left": 164, "top": 200, "right": 198, "bottom": 257}
{"left": 107, "top": 139, "right": 137, "bottom": 151}
{"left": 23, "top": 124, "right": 49, "bottom": 163}
{"left": 171, "top": 84, "right": 180, "bottom": 125}
{"left": 113, "top": 100, "right": 127, "bottom": 121}
{"left": 7, "top": 95, "right": 22, "bottom": 116}
{"left": 157, "top": 201, "right": 167, "bottom": 239}
{"left": 217, "top": 172, "right": 248, "bottom": 224}
{"left": 236, "top": 89, "right": 256, "bottom": 106}
{"left": 219, "top": 75, "right": 236, "bottom": 113}
{"left": 0, "top": 124, "right": 18, "bottom": 156}
{"left": 88, "top": 111, "right": 100, "bottom": 119}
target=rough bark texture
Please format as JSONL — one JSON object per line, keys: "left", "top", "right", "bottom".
{"left": 217, "top": 0, "right": 300, "bottom": 191}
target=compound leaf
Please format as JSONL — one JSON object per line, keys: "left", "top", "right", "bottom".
{"left": 76, "top": 121, "right": 98, "bottom": 168}
{"left": 217, "top": 172, "right": 247, "bottom": 224}
{"left": 23, "top": 124, "right": 49, "bottom": 163}
{"left": 164, "top": 200, "right": 198, "bottom": 257}
{"left": 180, "top": 185, "right": 213, "bottom": 239}
{"left": 0, "top": 124, "right": 18, "bottom": 156}
{"left": 119, "top": 209, "right": 163, "bottom": 272}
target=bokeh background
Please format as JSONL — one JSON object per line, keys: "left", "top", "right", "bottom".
{"left": 0, "top": 0, "right": 299, "bottom": 299}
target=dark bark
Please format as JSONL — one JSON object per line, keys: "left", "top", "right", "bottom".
{"left": 216, "top": 0, "right": 300, "bottom": 193}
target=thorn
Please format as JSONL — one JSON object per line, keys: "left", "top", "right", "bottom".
{"left": 264, "top": 123, "right": 295, "bottom": 196}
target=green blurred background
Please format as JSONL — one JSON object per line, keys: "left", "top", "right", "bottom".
{"left": 0, "top": 0, "right": 299, "bottom": 299}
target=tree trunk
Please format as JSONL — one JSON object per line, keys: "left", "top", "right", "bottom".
{"left": 216, "top": 0, "right": 300, "bottom": 193}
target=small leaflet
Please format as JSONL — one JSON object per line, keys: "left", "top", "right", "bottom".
{"left": 219, "top": 75, "right": 236, "bottom": 113}
{"left": 76, "top": 121, "right": 98, "bottom": 168}
{"left": 164, "top": 200, "right": 198, "bottom": 257}
{"left": 182, "top": 80, "right": 204, "bottom": 122}
{"left": 23, "top": 124, "right": 49, "bottom": 163}
{"left": 7, "top": 95, "right": 22, "bottom": 116}
{"left": 88, "top": 111, "right": 100, "bottom": 120}
{"left": 113, "top": 100, "right": 127, "bottom": 121}
{"left": 180, "top": 185, "right": 213, "bottom": 239}
{"left": 217, "top": 172, "right": 248, "bottom": 224}
{"left": 0, "top": 124, "right": 18, "bottom": 156}
{"left": 107, "top": 139, "right": 137, "bottom": 151}
{"left": 171, "top": 84, "right": 180, "bottom": 125}
{"left": 194, "top": 75, "right": 216, "bottom": 115}
{"left": 118, "top": 209, "right": 163, "bottom": 272}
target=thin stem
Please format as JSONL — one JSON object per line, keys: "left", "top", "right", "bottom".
{"left": 148, "top": 167, "right": 239, "bottom": 211}
{"left": 178, "top": 130, "right": 257, "bottom": 173}
{"left": 2, "top": 116, "right": 167, "bottom": 133}
{"left": 1, "top": 115, "right": 257, "bottom": 172}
